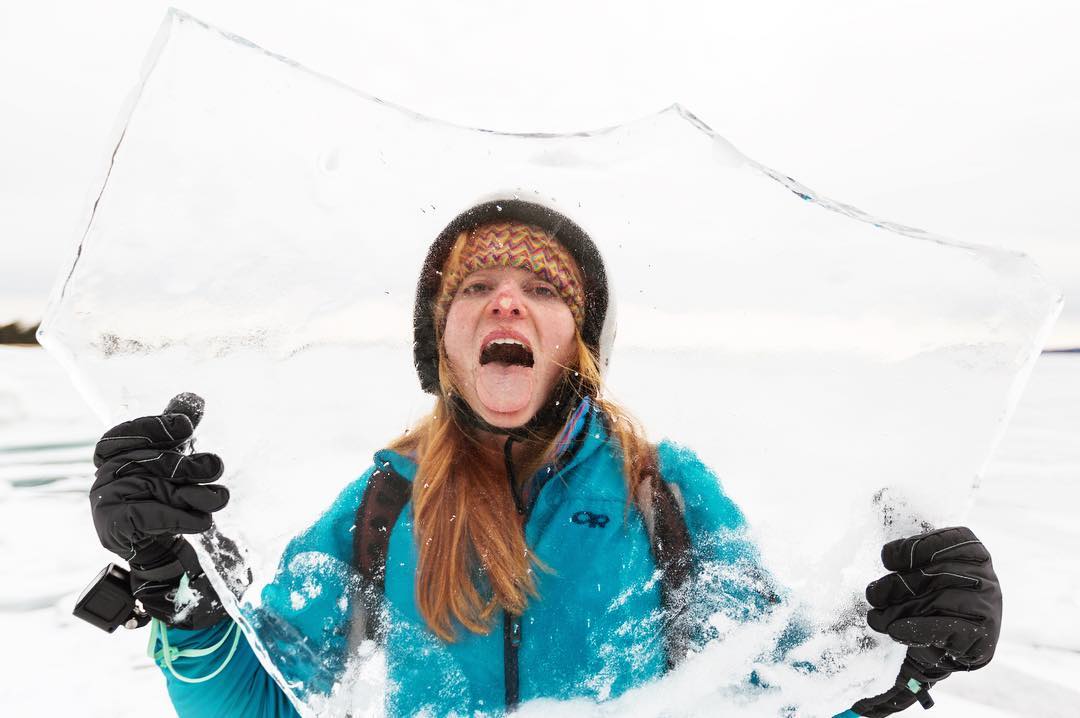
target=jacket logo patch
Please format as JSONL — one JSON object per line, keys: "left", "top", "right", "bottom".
{"left": 571, "top": 510, "right": 609, "bottom": 528}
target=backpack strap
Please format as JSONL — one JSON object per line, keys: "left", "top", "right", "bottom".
{"left": 634, "top": 446, "right": 696, "bottom": 669}
{"left": 349, "top": 466, "right": 411, "bottom": 648}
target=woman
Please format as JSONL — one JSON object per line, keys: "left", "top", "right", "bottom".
{"left": 89, "top": 200, "right": 1002, "bottom": 717}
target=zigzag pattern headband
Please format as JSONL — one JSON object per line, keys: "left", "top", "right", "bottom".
{"left": 435, "top": 220, "right": 586, "bottom": 331}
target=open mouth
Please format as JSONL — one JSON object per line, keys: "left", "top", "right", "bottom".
{"left": 479, "top": 338, "right": 535, "bottom": 368}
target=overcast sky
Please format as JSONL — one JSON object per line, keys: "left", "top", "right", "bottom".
{"left": 2, "top": 0, "right": 1077, "bottom": 346}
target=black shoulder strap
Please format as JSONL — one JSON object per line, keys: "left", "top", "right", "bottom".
{"left": 350, "top": 466, "right": 411, "bottom": 644}
{"left": 636, "top": 446, "right": 696, "bottom": 669}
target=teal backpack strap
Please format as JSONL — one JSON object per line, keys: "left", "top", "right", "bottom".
{"left": 635, "top": 444, "right": 696, "bottom": 669}
{"left": 348, "top": 465, "right": 412, "bottom": 649}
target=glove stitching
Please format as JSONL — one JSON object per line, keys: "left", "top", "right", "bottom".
{"left": 908, "top": 537, "right": 924, "bottom": 569}
{"left": 919, "top": 568, "right": 980, "bottom": 587}
{"left": 125, "top": 530, "right": 139, "bottom": 561}
{"left": 156, "top": 416, "right": 175, "bottom": 441}
{"left": 133, "top": 580, "right": 174, "bottom": 596}
{"left": 929, "top": 539, "right": 981, "bottom": 563}
{"left": 115, "top": 452, "right": 166, "bottom": 477}
{"left": 895, "top": 573, "right": 917, "bottom": 596}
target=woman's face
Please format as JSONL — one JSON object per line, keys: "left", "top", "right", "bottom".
{"left": 443, "top": 265, "right": 577, "bottom": 429}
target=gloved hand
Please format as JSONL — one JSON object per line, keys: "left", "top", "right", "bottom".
{"left": 90, "top": 401, "right": 232, "bottom": 629}
{"left": 847, "top": 526, "right": 1002, "bottom": 716}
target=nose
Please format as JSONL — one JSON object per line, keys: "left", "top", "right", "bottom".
{"left": 488, "top": 282, "right": 525, "bottom": 318}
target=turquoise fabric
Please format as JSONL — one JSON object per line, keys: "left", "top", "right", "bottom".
{"left": 153, "top": 405, "right": 774, "bottom": 716}
{"left": 155, "top": 619, "right": 299, "bottom": 717}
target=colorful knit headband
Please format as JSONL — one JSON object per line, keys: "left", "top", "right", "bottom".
{"left": 434, "top": 220, "right": 586, "bottom": 330}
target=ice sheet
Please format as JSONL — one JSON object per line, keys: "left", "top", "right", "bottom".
{"left": 38, "top": 10, "right": 1062, "bottom": 717}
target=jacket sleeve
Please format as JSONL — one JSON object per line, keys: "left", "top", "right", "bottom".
{"left": 155, "top": 620, "right": 301, "bottom": 717}
{"left": 153, "top": 468, "right": 376, "bottom": 717}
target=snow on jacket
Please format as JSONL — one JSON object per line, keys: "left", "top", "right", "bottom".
{"left": 154, "top": 402, "right": 775, "bottom": 716}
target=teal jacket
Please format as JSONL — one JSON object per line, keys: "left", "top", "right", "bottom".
{"left": 154, "top": 403, "right": 777, "bottom": 716}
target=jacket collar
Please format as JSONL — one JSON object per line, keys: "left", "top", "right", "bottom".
{"left": 372, "top": 398, "right": 607, "bottom": 490}
{"left": 517, "top": 399, "right": 610, "bottom": 509}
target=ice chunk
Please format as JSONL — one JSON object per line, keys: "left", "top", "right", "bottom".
{"left": 39, "top": 9, "right": 1061, "bottom": 717}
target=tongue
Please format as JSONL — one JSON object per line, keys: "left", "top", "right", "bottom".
{"left": 476, "top": 364, "right": 534, "bottom": 414}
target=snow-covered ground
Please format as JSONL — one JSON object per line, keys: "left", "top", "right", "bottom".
{"left": 1, "top": 345, "right": 1077, "bottom": 716}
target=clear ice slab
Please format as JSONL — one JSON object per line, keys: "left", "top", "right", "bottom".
{"left": 39, "top": 10, "right": 1061, "bottom": 717}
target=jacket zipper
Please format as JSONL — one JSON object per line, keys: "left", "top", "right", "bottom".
{"left": 503, "top": 610, "right": 523, "bottom": 710}
{"left": 503, "top": 436, "right": 525, "bottom": 711}
{"left": 501, "top": 422, "right": 589, "bottom": 711}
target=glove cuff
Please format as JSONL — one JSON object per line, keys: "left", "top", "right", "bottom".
{"left": 131, "top": 557, "right": 187, "bottom": 581}
{"left": 850, "top": 656, "right": 944, "bottom": 717}
{"left": 903, "top": 652, "right": 953, "bottom": 684}
{"left": 129, "top": 539, "right": 228, "bottom": 630}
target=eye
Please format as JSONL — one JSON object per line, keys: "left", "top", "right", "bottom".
{"left": 460, "top": 281, "right": 490, "bottom": 296}
{"left": 529, "top": 283, "right": 557, "bottom": 298}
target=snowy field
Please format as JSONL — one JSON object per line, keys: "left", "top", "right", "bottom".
{"left": 1, "top": 345, "right": 1077, "bottom": 716}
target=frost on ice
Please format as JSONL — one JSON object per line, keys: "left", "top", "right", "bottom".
{"left": 38, "top": 10, "right": 1061, "bottom": 717}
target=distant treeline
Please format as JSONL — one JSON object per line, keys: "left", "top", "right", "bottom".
{"left": 0, "top": 322, "right": 39, "bottom": 345}
{"left": 0, "top": 321, "right": 1075, "bottom": 352}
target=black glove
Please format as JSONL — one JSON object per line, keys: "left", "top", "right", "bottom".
{"left": 90, "top": 405, "right": 231, "bottom": 629}
{"left": 850, "top": 526, "right": 1002, "bottom": 716}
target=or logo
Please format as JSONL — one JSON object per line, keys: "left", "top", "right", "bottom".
{"left": 571, "top": 510, "right": 610, "bottom": 528}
